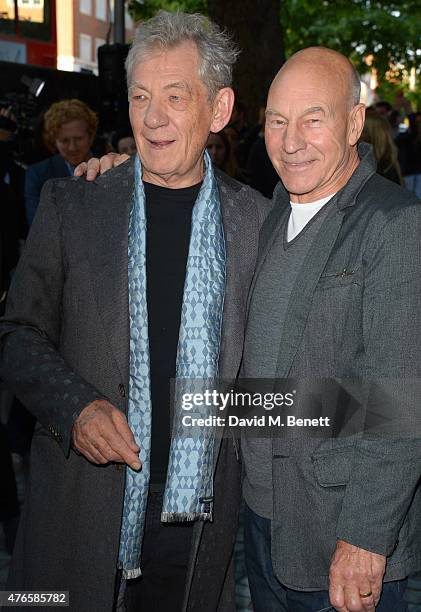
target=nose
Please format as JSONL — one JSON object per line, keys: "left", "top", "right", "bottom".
{"left": 68, "top": 139, "right": 78, "bottom": 151}
{"left": 282, "top": 122, "right": 305, "bottom": 154}
{"left": 144, "top": 98, "right": 168, "bottom": 129}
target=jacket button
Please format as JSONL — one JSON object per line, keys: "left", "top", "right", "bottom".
{"left": 118, "top": 384, "right": 126, "bottom": 397}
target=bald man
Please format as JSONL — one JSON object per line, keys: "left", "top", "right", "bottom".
{"left": 240, "top": 47, "right": 420, "bottom": 612}
{"left": 78, "top": 47, "right": 420, "bottom": 612}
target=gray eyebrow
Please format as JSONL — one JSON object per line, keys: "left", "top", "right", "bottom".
{"left": 128, "top": 81, "right": 192, "bottom": 95}
{"left": 163, "top": 81, "right": 193, "bottom": 95}
{"left": 265, "top": 106, "right": 326, "bottom": 118}
{"left": 302, "top": 106, "right": 326, "bottom": 115}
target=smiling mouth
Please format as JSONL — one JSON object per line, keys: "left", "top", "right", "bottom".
{"left": 147, "top": 139, "right": 175, "bottom": 149}
{"left": 283, "top": 160, "right": 316, "bottom": 169}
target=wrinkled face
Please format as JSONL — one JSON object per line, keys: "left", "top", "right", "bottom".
{"left": 206, "top": 132, "right": 227, "bottom": 169}
{"left": 265, "top": 64, "right": 360, "bottom": 202}
{"left": 55, "top": 119, "right": 93, "bottom": 166}
{"left": 129, "top": 42, "right": 216, "bottom": 188}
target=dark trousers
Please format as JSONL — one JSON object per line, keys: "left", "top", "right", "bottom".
{"left": 124, "top": 487, "right": 193, "bottom": 612}
{"left": 244, "top": 502, "right": 408, "bottom": 612}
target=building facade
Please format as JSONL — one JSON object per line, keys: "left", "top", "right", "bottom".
{"left": 0, "top": 0, "right": 135, "bottom": 72}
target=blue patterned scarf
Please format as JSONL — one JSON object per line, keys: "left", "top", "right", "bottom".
{"left": 118, "top": 152, "right": 226, "bottom": 577}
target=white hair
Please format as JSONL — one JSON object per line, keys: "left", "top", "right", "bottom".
{"left": 125, "top": 10, "right": 239, "bottom": 100}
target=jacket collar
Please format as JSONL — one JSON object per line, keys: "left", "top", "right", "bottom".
{"left": 335, "top": 142, "right": 377, "bottom": 210}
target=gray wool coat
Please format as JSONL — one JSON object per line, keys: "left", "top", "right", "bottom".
{"left": 244, "top": 143, "right": 421, "bottom": 590}
{"left": 0, "top": 158, "right": 270, "bottom": 612}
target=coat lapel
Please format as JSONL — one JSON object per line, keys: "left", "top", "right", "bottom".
{"left": 84, "top": 158, "right": 135, "bottom": 385}
{"left": 216, "top": 171, "right": 256, "bottom": 380}
{"left": 245, "top": 184, "right": 290, "bottom": 320}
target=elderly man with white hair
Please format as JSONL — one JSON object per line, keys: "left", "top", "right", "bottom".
{"left": 0, "top": 11, "right": 269, "bottom": 612}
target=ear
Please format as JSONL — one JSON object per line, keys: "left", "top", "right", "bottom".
{"left": 348, "top": 103, "right": 366, "bottom": 146}
{"left": 210, "top": 88, "right": 235, "bottom": 133}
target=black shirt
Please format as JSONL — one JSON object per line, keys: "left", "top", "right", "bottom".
{"left": 144, "top": 180, "right": 201, "bottom": 484}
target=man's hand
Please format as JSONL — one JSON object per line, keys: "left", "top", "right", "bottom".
{"left": 329, "top": 540, "right": 386, "bottom": 612}
{"left": 72, "top": 399, "right": 141, "bottom": 470}
{"left": 74, "top": 152, "right": 130, "bottom": 181}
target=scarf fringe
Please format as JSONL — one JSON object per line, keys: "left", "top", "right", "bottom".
{"left": 123, "top": 567, "right": 142, "bottom": 580}
{"left": 161, "top": 511, "right": 213, "bottom": 523}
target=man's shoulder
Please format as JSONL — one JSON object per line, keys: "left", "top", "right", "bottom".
{"left": 215, "top": 168, "right": 273, "bottom": 223}
{"left": 345, "top": 173, "right": 421, "bottom": 247}
{"left": 358, "top": 173, "right": 420, "bottom": 217}
{"left": 51, "top": 157, "right": 134, "bottom": 198}
{"left": 39, "top": 158, "right": 135, "bottom": 223}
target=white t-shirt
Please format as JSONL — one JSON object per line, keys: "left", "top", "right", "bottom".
{"left": 287, "top": 194, "right": 335, "bottom": 242}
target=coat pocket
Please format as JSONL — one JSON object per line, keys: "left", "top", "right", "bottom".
{"left": 311, "top": 447, "right": 355, "bottom": 487}
{"left": 316, "top": 266, "right": 362, "bottom": 291}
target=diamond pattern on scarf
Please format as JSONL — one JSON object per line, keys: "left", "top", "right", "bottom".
{"left": 118, "top": 152, "right": 226, "bottom": 577}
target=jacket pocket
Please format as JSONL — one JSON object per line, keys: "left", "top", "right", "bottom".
{"left": 316, "top": 266, "right": 362, "bottom": 291}
{"left": 311, "top": 447, "right": 355, "bottom": 487}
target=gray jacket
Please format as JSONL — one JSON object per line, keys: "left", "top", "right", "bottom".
{"left": 0, "top": 158, "right": 270, "bottom": 612}
{"left": 245, "top": 143, "right": 421, "bottom": 590}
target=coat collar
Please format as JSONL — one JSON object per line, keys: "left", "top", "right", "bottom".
{"left": 336, "top": 142, "right": 377, "bottom": 210}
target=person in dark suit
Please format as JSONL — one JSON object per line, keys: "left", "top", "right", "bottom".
{"left": 24, "top": 99, "right": 97, "bottom": 226}
{"left": 0, "top": 11, "right": 269, "bottom": 612}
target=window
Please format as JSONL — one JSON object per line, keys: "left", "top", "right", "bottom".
{"left": 95, "top": 0, "right": 106, "bottom": 21}
{"left": 4, "top": 0, "right": 52, "bottom": 41}
{"left": 79, "top": 33, "right": 92, "bottom": 62}
{"left": 0, "top": 0, "right": 16, "bottom": 34}
{"left": 79, "top": 0, "right": 92, "bottom": 16}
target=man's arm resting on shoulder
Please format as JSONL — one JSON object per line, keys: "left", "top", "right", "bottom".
{"left": 0, "top": 179, "right": 140, "bottom": 468}
{"left": 74, "top": 152, "right": 130, "bottom": 180}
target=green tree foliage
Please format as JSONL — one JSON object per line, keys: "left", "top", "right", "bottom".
{"left": 128, "top": 0, "right": 420, "bottom": 109}
{"left": 129, "top": 0, "right": 420, "bottom": 79}
{"left": 283, "top": 0, "right": 420, "bottom": 81}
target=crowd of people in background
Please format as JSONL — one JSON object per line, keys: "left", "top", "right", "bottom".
{"left": 0, "top": 81, "right": 421, "bottom": 567}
